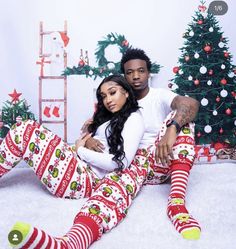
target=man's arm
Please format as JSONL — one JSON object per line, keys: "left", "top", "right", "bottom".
{"left": 171, "top": 95, "right": 199, "bottom": 127}
{"left": 155, "top": 95, "right": 199, "bottom": 166}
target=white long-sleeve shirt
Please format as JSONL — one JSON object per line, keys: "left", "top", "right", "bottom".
{"left": 77, "top": 111, "right": 144, "bottom": 178}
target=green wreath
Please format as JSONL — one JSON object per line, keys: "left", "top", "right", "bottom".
{"left": 63, "top": 32, "right": 160, "bottom": 80}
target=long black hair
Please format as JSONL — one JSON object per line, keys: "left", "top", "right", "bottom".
{"left": 88, "top": 74, "right": 139, "bottom": 170}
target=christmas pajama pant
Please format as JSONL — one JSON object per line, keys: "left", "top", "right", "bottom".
{"left": 0, "top": 112, "right": 195, "bottom": 238}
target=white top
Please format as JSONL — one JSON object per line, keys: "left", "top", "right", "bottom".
{"left": 138, "top": 87, "right": 177, "bottom": 148}
{"left": 77, "top": 111, "right": 144, "bottom": 178}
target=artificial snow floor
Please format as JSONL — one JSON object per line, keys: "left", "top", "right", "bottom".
{"left": 0, "top": 162, "right": 235, "bottom": 249}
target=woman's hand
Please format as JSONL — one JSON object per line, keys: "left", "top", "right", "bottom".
{"left": 85, "top": 137, "right": 105, "bottom": 152}
{"left": 75, "top": 133, "right": 92, "bottom": 151}
{"left": 80, "top": 118, "right": 93, "bottom": 134}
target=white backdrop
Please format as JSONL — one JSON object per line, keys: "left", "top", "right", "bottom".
{"left": 0, "top": 0, "right": 235, "bottom": 143}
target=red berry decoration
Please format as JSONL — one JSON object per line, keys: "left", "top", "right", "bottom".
{"left": 216, "top": 96, "right": 220, "bottom": 102}
{"left": 203, "top": 45, "right": 212, "bottom": 53}
{"left": 185, "top": 55, "right": 190, "bottom": 61}
{"left": 220, "top": 78, "right": 227, "bottom": 85}
{"left": 225, "top": 108, "right": 232, "bottom": 115}
{"left": 197, "top": 132, "right": 201, "bottom": 137}
{"left": 168, "top": 83, "right": 173, "bottom": 88}
{"left": 198, "top": 20, "right": 203, "bottom": 25}
{"left": 219, "top": 128, "right": 223, "bottom": 134}
{"left": 173, "top": 66, "right": 179, "bottom": 74}
{"left": 194, "top": 79, "right": 200, "bottom": 85}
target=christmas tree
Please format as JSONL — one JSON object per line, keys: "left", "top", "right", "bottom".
{"left": 0, "top": 89, "right": 36, "bottom": 138}
{"left": 171, "top": 1, "right": 236, "bottom": 146}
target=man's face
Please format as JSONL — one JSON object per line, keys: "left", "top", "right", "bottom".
{"left": 123, "top": 59, "right": 150, "bottom": 93}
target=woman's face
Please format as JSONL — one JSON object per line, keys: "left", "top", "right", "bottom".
{"left": 100, "top": 81, "right": 129, "bottom": 113}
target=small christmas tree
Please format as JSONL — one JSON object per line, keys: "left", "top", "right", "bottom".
{"left": 0, "top": 89, "right": 36, "bottom": 138}
{"left": 171, "top": 1, "right": 236, "bottom": 146}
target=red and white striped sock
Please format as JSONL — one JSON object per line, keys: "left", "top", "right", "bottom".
{"left": 8, "top": 217, "right": 100, "bottom": 249}
{"left": 167, "top": 168, "right": 201, "bottom": 240}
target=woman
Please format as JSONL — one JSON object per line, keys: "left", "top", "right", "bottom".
{"left": 1, "top": 75, "right": 145, "bottom": 249}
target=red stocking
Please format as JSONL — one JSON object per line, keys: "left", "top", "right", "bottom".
{"left": 52, "top": 106, "right": 60, "bottom": 118}
{"left": 43, "top": 106, "right": 51, "bottom": 118}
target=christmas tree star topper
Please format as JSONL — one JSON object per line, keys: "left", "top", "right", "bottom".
{"left": 8, "top": 89, "right": 22, "bottom": 104}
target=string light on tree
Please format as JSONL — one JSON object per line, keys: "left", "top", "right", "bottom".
{"left": 221, "top": 64, "right": 226, "bottom": 70}
{"left": 213, "top": 110, "right": 218, "bottom": 116}
{"left": 207, "top": 80, "right": 212, "bottom": 85}
{"left": 200, "top": 66, "right": 207, "bottom": 74}
{"left": 209, "top": 27, "right": 214, "bottom": 32}
{"left": 189, "top": 31, "right": 194, "bottom": 37}
{"left": 218, "top": 42, "right": 224, "bottom": 48}
{"left": 194, "top": 52, "right": 200, "bottom": 59}
{"left": 188, "top": 75, "right": 193, "bottom": 80}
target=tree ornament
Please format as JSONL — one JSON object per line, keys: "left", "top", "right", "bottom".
{"left": 52, "top": 106, "right": 60, "bottom": 118}
{"left": 198, "top": 20, "right": 203, "bottom": 25}
{"left": 228, "top": 72, "right": 234, "bottom": 78}
{"left": 88, "top": 70, "right": 94, "bottom": 75}
{"left": 216, "top": 96, "right": 220, "bottom": 102}
{"left": 220, "top": 78, "right": 227, "bottom": 85}
{"left": 197, "top": 131, "right": 201, "bottom": 137}
{"left": 234, "top": 120, "right": 236, "bottom": 126}
{"left": 203, "top": 44, "right": 212, "bottom": 53}
{"left": 201, "top": 98, "right": 208, "bottom": 106}
{"left": 194, "top": 79, "right": 200, "bottom": 85}
{"left": 233, "top": 68, "right": 236, "bottom": 74}
{"left": 224, "top": 52, "right": 229, "bottom": 58}
{"left": 8, "top": 89, "right": 22, "bottom": 104}
{"left": 220, "top": 89, "right": 228, "bottom": 97}
{"left": 225, "top": 108, "right": 232, "bottom": 115}
{"left": 213, "top": 110, "right": 218, "bottom": 116}
{"left": 184, "top": 55, "right": 190, "bottom": 61}
{"left": 178, "top": 69, "right": 183, "bottom": 75}
{"left": 218, "top": 42, "right": 224, "bottom": 48}
{"left": 189, "top": 31, "right": 194, "bottom": 37}
{"left": 221, "top": 64, "right": 226, "bottom": 69}
{"left": 204, "top": 125, "right": 212, "bottom": 133}
{"left": 200, "top": 66, "right": 207, "bottom": 74}
{"left": 219, "top": 128, "right": 223, "bottom": 134}
{"left": 110, "top": 36, "right": 115, "bottom": 42}
{"left": 207, "top": 80, "right": 212, "bottom": 85}
{"left": 168, "top": 83, "right": 173, "bottom": 88}
{"left": 188, "top": 76, "right": 193, "bottom": 80}
{"left": 43, "top": 106, "right": 51, "bottom": 118}
{"left": 208, "top": 69, "right": 213, "bottom": 75}
{"left": 194, "top": 52, "right": 199, "bottom": 59}
{"left": 209, "top": 27, "right": 214, "bottom": 32}
{"left": 198, "top": 5, "right": 207, "bottom": 12}
{"left": 172, "top": 66, "right": 179, "bottom": 74}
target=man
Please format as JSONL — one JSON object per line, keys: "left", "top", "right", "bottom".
{"left": 84, "top": 48, "right": 200, "bottom": 240}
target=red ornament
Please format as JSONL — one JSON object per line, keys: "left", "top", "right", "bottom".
{"left": 198, "top": 20, "right": 203, "bottom": 25}
{"left": 194, "top": 79, "right": 200, "bottom": 85}
{"left": 225, "top": 108, "right": 232, "bottom": 115}
{"left": 208, "top": 69, "right": 213, "bottom": 75}
{"left": 216, "top": 96, "right": 220, "bottom": 102}
{"left": 172, "top": 66, "right": 179, "bottom": 74}
{"left": 224, "top": 52, "right": 229, "bottom": 58}
{"left": 8, "top": 89, "right": 22, "bottom": 104}
{"left": 219, "top": 128, "right": 223, "bottom": 134}
{"left": 122, "top": 40, "right": 129, "bottom": 47}
{"left": 197, "top": 132, "right": 201, "bottom": 137}
{"left": 78, "top": 60, "right": 85, "bottom": 67}
{"left": 220, "top": 78, "right": 227, "bottom": 85}
{"left": 203, "top": 45, "right": 212, "bottom": 53}
{"left": 198, "top": 5, "right": 207, "bottom": 12}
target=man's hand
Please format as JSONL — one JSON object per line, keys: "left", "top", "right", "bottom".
{"left": 155, "top": 126, "right": 177, "bottom": 166}
{"left": 85, "top": 137, "right": 105, "bottom": 153}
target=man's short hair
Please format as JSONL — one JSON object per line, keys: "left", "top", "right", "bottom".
{"left": 120, "top": 48, "right": 152, "bottom": 74}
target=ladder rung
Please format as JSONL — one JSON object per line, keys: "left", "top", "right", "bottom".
{"left": 39, "top": 76, "right": 66, "bottom": 79}
{"left": 41, "top": 99, "right": 66, "bottom": 102}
